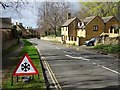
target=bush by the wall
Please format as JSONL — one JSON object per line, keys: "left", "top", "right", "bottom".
{"left": 94, "top": 44, "right": 120, "bottom": 53}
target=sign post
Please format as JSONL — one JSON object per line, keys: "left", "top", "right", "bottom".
{"left": 12, "top": 54, "right": 39, "bottom": 85}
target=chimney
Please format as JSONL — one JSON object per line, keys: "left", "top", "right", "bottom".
{"left": 19, "top": 23, "right": 23, "bottom": 26}
{"left": 16, "top": 22, "right": 18, "bottom": 25}
{"left": 67, "top": 13, "right": 71, "bottom": 19}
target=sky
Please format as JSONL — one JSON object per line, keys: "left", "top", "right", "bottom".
{"left": 1, "top": 0, "right": 118, "bottom": 28}
{"left": 0, "top": 1, "right": 81, "bottom": 28}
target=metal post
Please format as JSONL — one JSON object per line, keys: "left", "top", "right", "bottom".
{"left": 11, "top": 75, "right": 13, "bottom": 86}
{"left": 32, "top": 75, "right": 34, "bottom": 80}
{"left": 17, "top": 76, "right": 18, "bottom": 82}
{"left": 38, "top": 74, "right": 40, "bottom": 80}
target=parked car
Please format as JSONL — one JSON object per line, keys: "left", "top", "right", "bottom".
{"left": 84, "top": 38, "right": 96, "bottom": 46}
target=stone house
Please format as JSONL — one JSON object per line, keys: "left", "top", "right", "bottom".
{"left": 0, "top": 17, "right": 12, "bottom": 29}
{"left": 61, "top": 13, "right": 81, "bottom": 45}
{"left": 0, "top": 17, "right": 17, "bottom": 50}
{"left": 61, "top": 15, "right": 120, "bottom": 46}
{"left": 77, "top": 15, "right": 104, "bottom": 45}
{"left": 101, "top": 16, "right": 120, "bottom": 37}
{"left": 16, "top": 22, "right": 29, "bottom": 38}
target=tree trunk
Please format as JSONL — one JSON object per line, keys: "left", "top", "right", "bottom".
{"left": 54, "top": 27, "right": 57, "bottom": 37}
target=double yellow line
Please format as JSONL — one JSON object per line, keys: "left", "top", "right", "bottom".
{"left": 35, "top": 46, "right": 62, "bottom": 90}
{"left": 43, "top": 57, "right": 62, "bottom": 90}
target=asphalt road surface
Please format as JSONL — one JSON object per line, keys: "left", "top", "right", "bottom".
{"left": 29, "top": 38, "right": 119, "bottom": 90}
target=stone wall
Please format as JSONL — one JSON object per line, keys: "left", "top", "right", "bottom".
{"left": 95, "top": 36, "right": 120, "bottom": 45}
{"left": 41, "top": 36, "right": 62, "bottom": 43}
{"left": 1, "top": 29, "right": 17, "bottom": 50}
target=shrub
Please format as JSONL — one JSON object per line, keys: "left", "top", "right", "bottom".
{"left": 94, "top": 44, "right": 120, "bottom": 53}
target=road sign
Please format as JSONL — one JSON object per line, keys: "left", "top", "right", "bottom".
{"left": 13, "top": 54, "right": 39, "bottom": 76}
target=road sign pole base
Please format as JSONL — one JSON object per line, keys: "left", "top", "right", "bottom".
{"left": 11, "top": 75, "right": 13, "bottom": 86}
{"left": 32, "top": 75, "right": 34, "bottom": 80}
{"left": 38, "top": 74, "right": 39, "bottom": 80}
{"left": 17, "top": 76, "right": 19, "bottom": 82}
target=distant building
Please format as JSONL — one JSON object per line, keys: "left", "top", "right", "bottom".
{"left": 16, "top": 22, "right": 29, "bottom": 38}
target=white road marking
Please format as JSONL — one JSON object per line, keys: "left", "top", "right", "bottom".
{"left": 65, "top": 54, "right": 120, "bottom": 75}
{"left": 36, "top": 44, "right": 120, "bottom": 81}
{"left": 93, "top": 63, "right": 97, "bottom": 65}
{"left": 64, "top": 51, "right": 72, "bottom": 54}
{"left": 56, "top": 47, "right": 60, "bottom": 50}
{"left": 83, "top": 58, "right": 90, "bottom": 61}
{"left": 64, "top": 51, "right": 66, "bottom": 53}
{"left": 101, "top": 66, "right": 120, "bottom": 75}
{"left": 65, "top": 54, "right": 90, "bottom": 61}
{"left": 97, "top": 64, "right": 101, "bottom": 67}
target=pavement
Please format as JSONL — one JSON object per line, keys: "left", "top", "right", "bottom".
{"left": 29, "top": 38, "right": 119, "bottom": 90}
{"left": 1, "top": 40, "right": 24, "bottom": 89}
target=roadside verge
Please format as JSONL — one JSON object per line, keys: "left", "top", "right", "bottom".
{"left": 2, "top": 39, "right": 46, "bottom": 89}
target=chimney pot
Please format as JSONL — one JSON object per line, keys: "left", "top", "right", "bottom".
{"left": 19, "top": 23, "right": 23, "bottom": 26}
{"left": 67, "top": 13, "right": 71, "bottom": 19}
{"left": 16, "top": 22, "right": 18, "bottom": 25}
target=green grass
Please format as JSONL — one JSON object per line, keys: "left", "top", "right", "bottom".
{"left": 94, "top": 44, "right": 120, "bottom": 53}
{"left": 2, "top": 39, "right": 46, "bottom": 89}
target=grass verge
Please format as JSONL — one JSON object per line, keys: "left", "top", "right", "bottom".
{"left": 2, "top": 39, "right": 46, "bottom": 89}
{"left": 94, "top": 44, "right": 120, "bottom": 53}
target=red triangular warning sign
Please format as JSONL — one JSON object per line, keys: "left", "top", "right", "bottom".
{"left": 13, "top": 54, "right": 39, "bottom": 76}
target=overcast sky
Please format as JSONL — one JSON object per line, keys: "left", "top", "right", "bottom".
{"left": 0, "top": 1, "right": 80, "bottom": 28}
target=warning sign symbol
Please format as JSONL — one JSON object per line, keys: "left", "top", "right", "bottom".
{"left": 21, "top": 62, "right": 30, "bottom": 72}
{"left": 13, "top": 54, "right": 39, "bottom": 76}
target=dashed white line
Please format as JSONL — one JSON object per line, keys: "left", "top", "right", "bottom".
{"left": 83, "top": 58, "right": 90, "bottom": 61}
{"left": 97, "top": 64, "right": 101, "bottom": 67}
{"left": 101, "top": 66, "right": 120, "bottom": 75}
{"left": 65, "top": 54, "right": 90, "bottom": 61}
{"left": 93, "top": 63, "right": 97, "bottom": 65}
{"left": 65, "top": 54, "right": 120, "bottom": 75}
{"left": 64, "top": 51, "right": 72, "bottom": 54}
{"left": 64, "top": 51, "right": 66, "bottom": 52}
{"left": 56, "top": 47, "right": 60, "bottom": 50}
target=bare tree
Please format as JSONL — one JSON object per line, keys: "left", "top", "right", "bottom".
{"left": 37, "top": 1, "right": 71, "bottom": 36}
{"left": 0, "top": 0, "right": 30, "bottom": 17}
{"left": 0, "top": 0, "right": 29, "bottom": 9}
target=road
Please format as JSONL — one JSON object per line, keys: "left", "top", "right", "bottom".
{"left": 29, "top": 38, "right": 119, "bottom": 90}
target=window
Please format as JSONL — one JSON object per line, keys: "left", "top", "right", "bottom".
{"left": 69, "top": 37, "right": 70, "bottom": 41}
{"left": 66, "top": 36, "right": 67, "bottom": 40}
{"left": 71, "top": 37, "right": 73, "bottom": 41}
{"left": 74, "top": 37, "right": 77, "bottom": 41}
{"left": 110, "top": 26, "right": 114, "bottom": 33}
{"left": 93, "top": 25, "right": 98, "bottom": 31}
